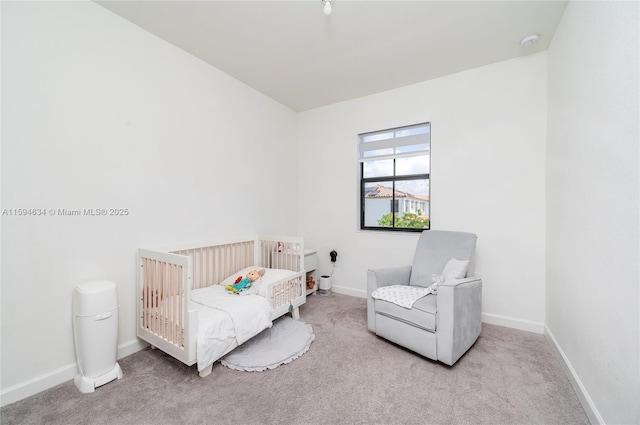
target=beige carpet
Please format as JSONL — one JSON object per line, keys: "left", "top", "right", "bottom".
{"left": 1, "top": 293, "right": 589, "bottom": 425}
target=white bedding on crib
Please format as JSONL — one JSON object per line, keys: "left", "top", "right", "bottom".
{"left": 189, "top": 268, "right": 298, "bottom": 372}
{"left": 190, "top": 286, "right": 271, "bottom": 371}
{"left": 189, "top": 301, "right": 236, "bottom": 371}
{"left": 191, "top": 286, "right": 271, "bottom": 345}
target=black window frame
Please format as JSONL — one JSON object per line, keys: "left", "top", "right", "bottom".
{"left": 359, "top": 122, "right": 431, "bottom": 232}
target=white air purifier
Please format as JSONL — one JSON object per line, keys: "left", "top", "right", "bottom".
{"left": 72, "top": 280, "right": 123, "bottom": 393}
{"left": 319, "top": 275, "right": 332, "bottom": 295}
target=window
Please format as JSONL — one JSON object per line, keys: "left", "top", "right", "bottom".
{"left": 359, "top": 122, "right": 430, "bottom": 231}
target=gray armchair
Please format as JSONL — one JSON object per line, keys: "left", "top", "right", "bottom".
{"left": 367, "top": 230, "right": 482, "bottom": 366}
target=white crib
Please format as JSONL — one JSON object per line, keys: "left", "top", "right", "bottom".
{"left": 137, "top": 235, "right": 305, "bottom": 377}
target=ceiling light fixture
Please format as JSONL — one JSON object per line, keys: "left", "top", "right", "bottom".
{"left": 322, "top": 0, "right": 332, "bottom": 16}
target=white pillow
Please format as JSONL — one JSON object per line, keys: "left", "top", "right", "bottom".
{"left": 441, "top": 258, "right": 470, "bottom": 279}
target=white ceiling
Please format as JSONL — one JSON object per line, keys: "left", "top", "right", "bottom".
{"left": 96, "top": 0, "right": 568, "bottom": 112}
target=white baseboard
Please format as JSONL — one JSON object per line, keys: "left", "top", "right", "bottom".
{"left": 544, "top": 326, "right": 603, "bottom": 425}
{"left": 481, "top": 312, "right": 545, "bottom": 334}
{"left": 0, "top": 363, "right": 77, "bottom": 407}
{"left": 330, "top": 285, "right": 366, "bottom": 298}
{"left": 0, "top": 338, "right": 148, "bottom": 407}
{"left": 117, "top": 338, "right": 149, "bottom": 359}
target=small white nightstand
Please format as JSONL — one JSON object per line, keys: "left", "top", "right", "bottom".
{"left": 304, "top": 249, "right": 318, "bottom": 296}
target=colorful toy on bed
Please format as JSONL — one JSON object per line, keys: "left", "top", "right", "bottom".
{"left": 227, "top": 268, "right": 265, "bottom": 294}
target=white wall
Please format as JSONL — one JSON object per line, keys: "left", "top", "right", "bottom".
{"left": 546, "top": 1, "right": 639, "bottom": 424}
{"left": 298, "top": 53, "right": 548, "bottom": 332}
{"left": 1, "top": 1, "right": 298, "bottom": 403}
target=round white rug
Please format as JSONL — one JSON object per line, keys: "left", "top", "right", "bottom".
{"left": 220, "top": 316, "right": 315, "bottom": 372}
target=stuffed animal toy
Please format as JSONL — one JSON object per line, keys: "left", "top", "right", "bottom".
{"left": 306, "top": 275, "right": 315, "bottom": 290}
{"left": 227, "top": 268, "right": 265, "bottom": 294}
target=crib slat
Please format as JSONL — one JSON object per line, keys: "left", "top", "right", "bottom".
{"left": 170, "top": 264, "right": 175, "bottom": 344}
{"left": 153, "top": 259, "right": 159, "bottom": 336}
{"left": 152, "top": 259, "right": 157, "bottom": 335}
{"left": 176, "top": 263, "right": 181, "bottom": 346}
{"left": 143, "top": 258, "right": 149, "bottom": 330}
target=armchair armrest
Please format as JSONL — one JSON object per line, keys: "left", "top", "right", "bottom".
{"left": 436, "top": 277, "right": 482, "bottom": 365}
{"left": 367, "top": 265, "right": 412, "bottom": 293}
{"left": 438, "top": 276, "right": 483, "bottom": 287}
{"left": 367, "top": 265, "right": 412, "bottom": 332}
